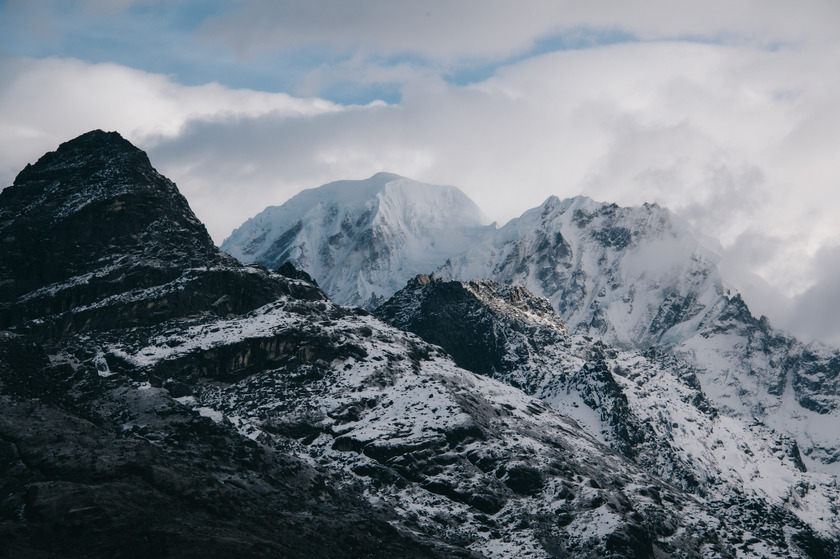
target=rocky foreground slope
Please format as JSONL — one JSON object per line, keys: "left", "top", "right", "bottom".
{"left": 1, "top": 131, "right": 838, "bottom": 558}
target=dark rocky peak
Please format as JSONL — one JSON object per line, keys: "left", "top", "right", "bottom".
{"left": 0, "top": 131, "right": 315, "bottom": 339}
{"left": 1, "top": 130, "right": 216, "bottom": 273}
{"left": 13, "top": 130, "right": 153, "bottom": 186}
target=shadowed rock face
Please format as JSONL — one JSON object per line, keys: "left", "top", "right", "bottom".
{"left": 0, "top": 130, "right": 321, "bottom": 338}
{"left": 375, "top": 275, "right": 568, "bottom": 379}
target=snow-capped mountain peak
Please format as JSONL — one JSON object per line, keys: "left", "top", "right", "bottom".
{"left": 224, "top": 179, "right": 840, "bottom": 476}
{"left": 221, "top": 172, "right": 491, "bottom": 307}
{"left": 438, "top": 194, "right": 724, "bottom": 351}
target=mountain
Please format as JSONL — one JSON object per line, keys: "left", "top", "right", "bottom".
{"left": 221, "top": 172, "right": 490, "bottom": 308}
{"left": 435, "top": 195, "right": 840, "bottom": 474}
{"left": 226, "top": 180, "right": 840, "bottom": 474}
{"left": 3, "top": 131, "right": 839, "bottom": 558}
{"left": 436, "top": 196, "right": 714, "bottom": 349}
{"left": 0, "top": 130, "right": 294, "bottom": 339}
{"left": 374, "top": 276, "right": 840, "bottom": 549}
{"left": 1, "top": 131, "right": 461, "bottom": 559}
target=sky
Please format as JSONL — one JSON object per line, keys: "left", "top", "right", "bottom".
{"left": 1, "top": 0, "right": 839, "bottom": 346}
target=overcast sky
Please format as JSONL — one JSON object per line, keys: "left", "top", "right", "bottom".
{"left": 1, "top": 0, "right": 839, "bottom": 345}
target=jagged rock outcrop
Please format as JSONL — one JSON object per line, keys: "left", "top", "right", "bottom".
{"left": 376, "top": 275, "right": 567, "bottom": 379}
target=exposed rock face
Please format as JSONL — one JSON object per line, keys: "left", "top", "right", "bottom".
{"left": 376, "top": 275, "right": 567, "bottom": 378}
{"left": 2, "top": 131, "right": 839, "bottom": 559}
{"left": 0, "top": 130, "right": 301, "bottom": 339}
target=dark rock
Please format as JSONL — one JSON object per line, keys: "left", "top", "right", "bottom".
{"left": 0, "top": 130, "right": 316, "bottom": 339}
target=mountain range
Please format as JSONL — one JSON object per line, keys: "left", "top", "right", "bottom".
{"left": 1, "top": 130, "right": 838, "bottom": 558}
{"left": 225, "top": 173, "right": 840, "bottom": 475}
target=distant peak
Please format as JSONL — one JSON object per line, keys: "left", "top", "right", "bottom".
{"left": 68, "top": 129, "right": 128, "bottom": 144}
{"left": 369, "top": 171, "right": 405, "bottom": 182}
{"left": 539, "top": 195, "right": 602, "bottom": 212}
{"left": 541, "top": 195, "right": 562, "bottom": 208}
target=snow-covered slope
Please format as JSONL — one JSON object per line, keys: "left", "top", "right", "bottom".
{"left": 221, "top": 172, "right": 490, "bottom": 308}
{"left": 375, "top": 277, "right": 840, "bottom": 544}
{"left": 103, "top": 282, "right": 839, "bottom": 558}
{"left": 435, "top": 196, "right": 840, "bottom": 473}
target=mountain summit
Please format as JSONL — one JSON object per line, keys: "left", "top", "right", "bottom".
{"left": 221, "top": 172, "right": 490, "bottom": 307}
{"left": 226, "top": 175, "right": 840, "bottom": 475}
{"left": 3, "top": 129, "right": 216, "bottom": 269}
{"left": 0, "top": 130, "right": 297, "bottom": 337}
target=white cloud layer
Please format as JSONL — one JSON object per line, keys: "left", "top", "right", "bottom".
{"left": 1, "top": 2, "right": 839, "bottom": 347}
{"left": 203, "top": 0, "right": 840, "bottom": 60}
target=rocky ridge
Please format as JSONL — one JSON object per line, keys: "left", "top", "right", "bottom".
{"left": 435, "top": 195, "right": 840, "bottom": 472}
{"left": 374, "top": 276, "right": 840, "bottom": 547}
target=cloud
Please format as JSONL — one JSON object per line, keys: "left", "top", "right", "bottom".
{"left": 783, "top": 244, "right": 840, "bottom": 347}
{"left": 0, "top": 54, "right": 341, "bottom": 185}
{"left": 201, "top": 0, "right": 840, "bottom": 63}
{"left": 1, "top": 16, "right": 839, "bottom": 347}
